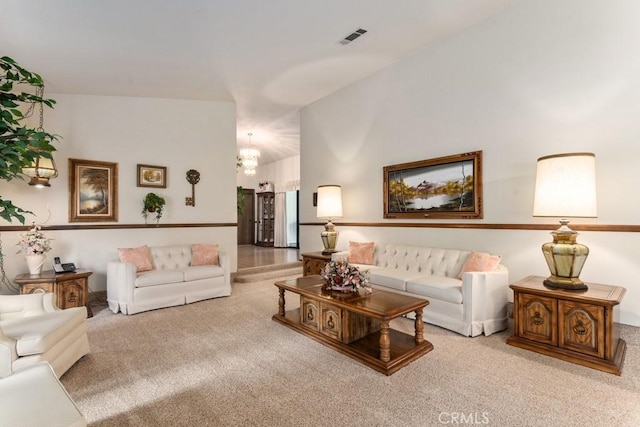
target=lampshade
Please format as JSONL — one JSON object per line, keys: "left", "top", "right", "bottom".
{"left": 532, "top": 152, "right": 597, "bottom": 290}
{"left": 533, "top": 153, "right": 597, "bottom": 218}
{"left": 22, "top": 155, "right": 59, "bottom": 188}
{"left": 316, "top": 185, "right": 343, "bottom": 219}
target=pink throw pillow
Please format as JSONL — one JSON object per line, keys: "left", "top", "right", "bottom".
{"left": 348, "top": 241, "right": 375, "bottom": 265}
{"left": 118, "top": 245, "right": 153, "bottom": 272}
{"left": 458, "top": 252, "right": 501, "bottom": 279}
{"left": 191, "top": 243, "right": 219, "bottom": 266}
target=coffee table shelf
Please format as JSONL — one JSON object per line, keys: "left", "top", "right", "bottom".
{"left": 273, "top": 275, "right": 433, "bottom": 375}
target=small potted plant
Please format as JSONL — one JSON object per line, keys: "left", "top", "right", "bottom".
{"left": 142, "top": 192, "right": 166, "bottom": 223}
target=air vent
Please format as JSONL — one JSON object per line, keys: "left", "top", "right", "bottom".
{"left": 338, "top": 28, "right": 367, "bottom": 45}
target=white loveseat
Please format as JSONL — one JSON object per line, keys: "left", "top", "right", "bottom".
{"left": 107, "top": 244, "right": 231, "bottom": 315}
{"left": 333, "top": 243, "right": 509, "bottom": 337}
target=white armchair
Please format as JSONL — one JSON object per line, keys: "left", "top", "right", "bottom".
{"left": 0, "top": 293, "right": 90, "bottom": 378}
{"left": 0, "top": 362, "right": 86, "bottom": 426}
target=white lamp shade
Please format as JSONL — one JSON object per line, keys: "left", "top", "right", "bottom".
{"left": 533, "top": 152, "right": 597, "bottom": 218}
{"left": 317, "top": 185, "right": 343, "bottom": 219}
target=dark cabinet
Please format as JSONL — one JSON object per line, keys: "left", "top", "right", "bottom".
{"left": 256, "top": 192, "right": 275, "bottom": 246}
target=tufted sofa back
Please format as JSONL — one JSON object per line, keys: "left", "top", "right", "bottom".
{"left": 375, "top": 243, "right": 470, "bottom": 279}
{"left": 149, "top": 245, "right": 193, "bottom": 270}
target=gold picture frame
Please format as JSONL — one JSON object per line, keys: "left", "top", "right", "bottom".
{"left": 383, "top": 151, "right": 483, "bottom": 219}
{"left": 69, "top": 158, "right": 118, "bottom": 222}
{"left": 137, "top": 164, "right": 167, "bottom": 188}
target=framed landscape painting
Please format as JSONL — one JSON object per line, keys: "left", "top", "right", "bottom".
{"left": 137, "top": 164, "right": 167, "bottom": 188}
{"left": 383, "top": 151, "right": 483, "bottom": 219}
{"left": 69, "top": 158, "right": 118, "bottom": 222}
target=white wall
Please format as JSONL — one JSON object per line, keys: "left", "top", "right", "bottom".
{"left": 2, "top": 94, "right": 237, "bottom": 292}
{"left": 237, "top": 155, "right": 300, "bottom": 192}
{"left": 300, "top": 0, "right": 640, "bottom": 326}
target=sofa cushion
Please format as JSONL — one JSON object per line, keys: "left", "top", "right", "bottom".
{"left": 191, "top": 243, "right": 219, "bottom": 266}
{"left": 368, "top": 268, "right": 423, "bottom": 292}
{"left": 406, "top": 276, "right": 463, "bottom": 304}
{"left": 118, "top": 245, "right": 154, "bottom": 272}
{"left": 135, "top": 269, "right": 185, "bottom": 288}
{"left": 349, "top": 241, "right": 375, "bottom": 265}
{"left": 458, "top": 252, "right": 501, "bottom": 279}
{"left": 180, "top": 265, "right": 224, "bottom": 281}
{"left": 150, "top": 245, "right": 192, "bottom": 269}
{"left": 0, "top": 308, "right": 86, "bottom": 356}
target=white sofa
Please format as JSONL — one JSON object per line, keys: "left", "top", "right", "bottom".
{"left": 333, "top": 243, "right": 509, "bottom": 337}
{"left": 0, "top": 293, "right": 90, "bottom": 378}
{"left": 107, "top": 244, "right": 231, "bottom": 315}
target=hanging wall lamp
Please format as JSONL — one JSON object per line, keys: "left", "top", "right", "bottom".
{"left": 21, "top": 85, "right": 58, "bottom": 188}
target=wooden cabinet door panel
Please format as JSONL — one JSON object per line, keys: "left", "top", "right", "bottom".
{"left": 320, "top": 303, "right": 342, "bottom": 341}
{"left": 558, "top": 300, "right": 605, "bottom": 358}
{"left": 301, "top": 297, "right": 319, "bottom": 331}
{"left": 58, "top": 280, "right": 86, "bottom": 310}
{"left": 518, "top": 293, "right": 557, "bottom": 345}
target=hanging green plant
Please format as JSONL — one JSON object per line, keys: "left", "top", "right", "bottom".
{"left": 0, "top": 56, "right": 59, "bottom": 224}
{"left": 142, "top": 192, "right": 166, "bottom": 223}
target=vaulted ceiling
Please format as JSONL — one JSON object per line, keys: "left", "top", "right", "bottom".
{"left": 2, "top": 0, "right": 518, "bottom": 165}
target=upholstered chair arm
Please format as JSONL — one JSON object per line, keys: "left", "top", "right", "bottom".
{"left": 218, "top": 251, "right": 231, "bottom": 287}
{"left": 461, "top": 265, "right": 509, "bottom": 336}
{"left": 106, "top": 261, "right": 137, "bottom": 314}
{"left": 0, "top": 326, "right": 18, "bottom": 378}
{"left": 42, "top": 293, "right": 61, "bottom": 313}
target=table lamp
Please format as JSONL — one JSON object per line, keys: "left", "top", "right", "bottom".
{"left": 533, "top": 152, "right": 597, "bottom": 290}
{"left": 316, "top": 185, "right": 343, "bottom": 255}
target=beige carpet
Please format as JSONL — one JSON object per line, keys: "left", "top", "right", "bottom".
{"left": 63, "top": 275, "right": 640, "bottom": 426}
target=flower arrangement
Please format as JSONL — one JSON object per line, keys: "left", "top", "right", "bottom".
{"left": 16, "top": 224, "right": 53, "bottom": 255}
{"left": 321, "top": 260, "right": 371, "bottom": 293}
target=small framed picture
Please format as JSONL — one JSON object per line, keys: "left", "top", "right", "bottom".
{"left": 137, "top": 164, "right": 167, "bottom": 188}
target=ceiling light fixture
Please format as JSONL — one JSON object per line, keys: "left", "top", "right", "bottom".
{"left": 240, "top": 133, "right": 260, "bottom": 176}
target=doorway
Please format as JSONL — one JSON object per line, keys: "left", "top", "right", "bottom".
{"left": 237, "top": 188, "right": 255, "bottom": 245}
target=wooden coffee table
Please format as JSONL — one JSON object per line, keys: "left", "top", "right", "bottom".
{"left": 273, "top": 275, "right": 433, "bottom": 375}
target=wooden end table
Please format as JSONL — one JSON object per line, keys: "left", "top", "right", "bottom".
{"left": 14, "top": 269, "right": 93, "bottom": 318}
{"left": 507, "top": 275, "right": 626, "bottom": 375}
{"left": 301, "top": 251, "right": 332, "bottom": 276}
{"left": 273, "top": 275, "right": 433, "bottom": 375}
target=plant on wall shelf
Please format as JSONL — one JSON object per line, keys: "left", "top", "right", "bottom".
{"left": 0, "top": 56, "right": 59, "bottom": 224}
{"left": 142, "top": 192, "right": 166, "bottom": 223}
{"left": 237, "top": 186, "right": 244, "bottom": 216}
{"left": 236, "top": 155, "right": 244, "bottom": 216}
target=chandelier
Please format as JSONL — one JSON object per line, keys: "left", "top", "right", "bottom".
{"left": 239, "top": 133, "right": 260, "bottom": 176}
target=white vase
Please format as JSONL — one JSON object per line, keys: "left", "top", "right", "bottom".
{"left": 25, "top": 253, "right": 47, "bottom": 275}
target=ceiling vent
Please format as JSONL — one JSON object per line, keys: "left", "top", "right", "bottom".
{"left": 338, "top": 28, "right": 367, "bottom": 45}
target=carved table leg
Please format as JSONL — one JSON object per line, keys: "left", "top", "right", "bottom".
{"left": 277, "top": 288, "right": 285, "bottom": 317}
{"left": 380, "top": 320, "right": 391, "bottom": 362}
{"left": 414, "top": 307, "right": 425, "bottom": 344}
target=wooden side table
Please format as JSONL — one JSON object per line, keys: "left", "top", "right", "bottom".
{"left": 507, "top": 275, "right": 626, "bottom": 375}
{"left": 14, "top": 269, "right": 93, "bottom": 318}
{"left": 301, "top": 252, "right": 332, "bottom": 276}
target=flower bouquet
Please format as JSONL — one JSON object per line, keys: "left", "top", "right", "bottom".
{"left": 321, "top": 260, "right": 371, "bottom": 293}
{"left": 16, "top": 224, "right": 53, "bottom": 255}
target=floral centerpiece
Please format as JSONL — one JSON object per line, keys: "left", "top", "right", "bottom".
{"left": 321, "top": 260, "right": 371, "bottom": 293}
{"left": 16, "top": 224, "right": 53, "bottom": 255}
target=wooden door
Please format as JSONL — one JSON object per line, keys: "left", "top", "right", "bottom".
{"left": 237, "top": 188, "right": 255, "bottom": 245}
